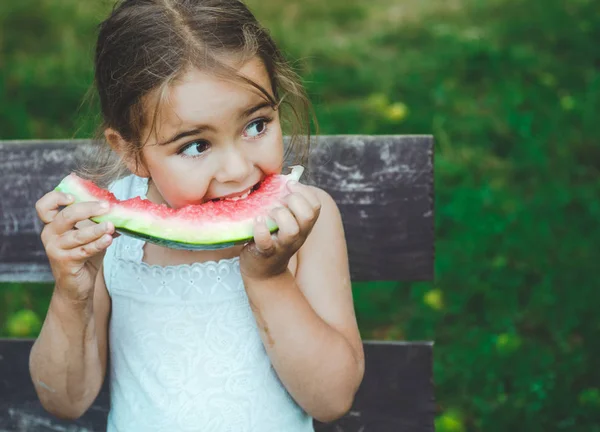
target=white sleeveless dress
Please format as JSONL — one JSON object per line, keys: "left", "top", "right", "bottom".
{"left": 102, "top": 174, "right": 314, "bottom": 432}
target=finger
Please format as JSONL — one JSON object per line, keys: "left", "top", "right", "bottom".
{"left": 252, "top": 216, "right": 276, "bottom": 255}
{"left": 287, "top": 181, "right": 321, "bottom": 211}
{"left": 52, "top": 201, "right": 111, "bottom": 235}
{"left": 69, "top": 233, "right": 114, "bottom": 263}
{"left": 75, "top": 219, "right": 120, "bottom": 238}
{"left": 270, "top": 206, "right": 300, "bottom": 246}
{"left": 284, "top": 193, "right": 318, "bottom": 232}
{"left": 36, "top": 191, "right": 74, "bottom": 224}
{"left": 58, "top": 221, "right": 115, "bottom": 250}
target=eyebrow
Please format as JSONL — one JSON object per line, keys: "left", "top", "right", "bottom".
{"left": 157, "top": 101, "right": 274, "bottom": 146}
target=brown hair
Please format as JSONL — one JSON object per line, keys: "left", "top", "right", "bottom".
{"left": 81, "top": 0, "right": 316, "bottom": 185}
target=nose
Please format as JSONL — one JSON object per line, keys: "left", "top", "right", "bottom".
{"left": 215, "top": 144, "right": 252, "bottom": 184}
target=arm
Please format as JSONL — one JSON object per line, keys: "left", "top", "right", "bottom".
{"left": 29, "top": 216, "right": 112, "bottom": 420}
{"left": 30, "top": 263, "right": 111, "bottom": 419}
{"left": 242, "top": 188, "right": 364, "bottom": 422}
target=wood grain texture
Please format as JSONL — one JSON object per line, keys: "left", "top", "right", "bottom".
{"left": 0, "top": 136, "right": 434, "bottom": 282}
{"left": 0, "top": 339, "right": 434, "bottom": 432}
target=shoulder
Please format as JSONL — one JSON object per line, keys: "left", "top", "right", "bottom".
{"left": 309, "top": 185, "right": 336, "bottom": 207}
{"left": 298, "top": 185, "right": 346, "bottom": 261}
{"left": 310, "top": 185, "right": 343, "bottom": 229}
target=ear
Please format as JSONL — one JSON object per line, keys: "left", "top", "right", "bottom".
{"left": 104, "top": 128, "right": 150, "bottom": 178}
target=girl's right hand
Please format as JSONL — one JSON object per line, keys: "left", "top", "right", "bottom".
{"left": 36, "top": 190, "right": 115, "bottom": 304}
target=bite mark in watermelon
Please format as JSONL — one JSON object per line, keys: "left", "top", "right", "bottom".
{"left": 55, "top": 165, "right": 305, "bottom": 250}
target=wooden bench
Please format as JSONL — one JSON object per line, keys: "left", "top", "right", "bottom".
{"left": 0, "top": 135, "right": 435, "bottom": 432}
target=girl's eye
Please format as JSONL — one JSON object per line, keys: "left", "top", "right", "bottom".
{"left": 244, "top": 117, "right": 272, "bottom": 139}
{"left": 178, "top": 140, "right": 210, "bottom": 158}
{"left": 177, "top": 117, "right": 272, "bottom": 158}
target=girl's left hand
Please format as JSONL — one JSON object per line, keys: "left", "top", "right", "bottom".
{"left": 240, "top": 181, "right": 321, "bottom": 281}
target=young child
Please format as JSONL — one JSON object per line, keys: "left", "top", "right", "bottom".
{"left": 29, "top": 0, "right": 364, "bottom": 431}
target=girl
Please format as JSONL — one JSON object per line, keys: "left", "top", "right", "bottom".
{"left": 29, "top": 0, "right": 364, "bottom": 431}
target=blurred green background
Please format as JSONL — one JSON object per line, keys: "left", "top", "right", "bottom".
{"left": 1, "top": 0, "right": 599, "bottom": 430}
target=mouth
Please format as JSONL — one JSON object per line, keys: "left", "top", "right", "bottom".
{"left": 211, "top": 182, "right": 261, "bottom": 202}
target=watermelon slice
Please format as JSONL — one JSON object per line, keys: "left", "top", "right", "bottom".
{"left": 54, "top": 165, "right": 305, "bottom": 250}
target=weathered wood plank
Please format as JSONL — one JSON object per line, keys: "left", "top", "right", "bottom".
{"left": 0, "top": 136, "right": 434, "bottom": 282}
{"left": 0, "top": 339, "right": 434, "bottom": 432}
{"left": 0, "top": 339, "right": 110, "bottom": 432}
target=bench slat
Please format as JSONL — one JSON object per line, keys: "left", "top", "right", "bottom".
{"left": 0, "top": 339, "right": 434, "bottom": 432}
{"left": 0, "top": 136, "right": 434, "bottom": 282}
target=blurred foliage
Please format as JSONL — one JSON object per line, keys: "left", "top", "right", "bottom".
{"left": 1, "top": 0, "right": 599, "bottom": 430}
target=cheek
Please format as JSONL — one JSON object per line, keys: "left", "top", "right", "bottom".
{"left": 262, "top": 125, "right": 285, "bottom": 173}
{"left": 144, "top": 153, "right": 211, "bottom": 208}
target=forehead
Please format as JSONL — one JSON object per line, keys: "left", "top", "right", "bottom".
{"left": 152, "top": 57, "right": 273, "bottom": 129}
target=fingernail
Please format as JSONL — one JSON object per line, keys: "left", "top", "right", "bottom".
{"left": 66, "top": 194, "right": 75, "bottom": 202}
{"left": 256, "top": 216, "right": 264, "bottom": 223}
{"left": 287, "top": 180, "right": 298, "bottom": 189}
{"left": 99, "top": 201, "right": 110, "bottom": 209}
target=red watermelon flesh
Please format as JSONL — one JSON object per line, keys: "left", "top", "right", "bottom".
{"left": 54, "top": 165, "right": 305, "bottom": 250}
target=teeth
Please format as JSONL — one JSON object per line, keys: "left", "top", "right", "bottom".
{"left": 223, "top": 189, "right": 251, "bottom": 201}
{"left": 213, "top": 182, "right": 260, "bottom": 202}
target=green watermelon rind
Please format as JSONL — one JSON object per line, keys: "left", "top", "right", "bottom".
{"left": 55, "top": 166, "right": 303, "bottom": 250}
{"left": 114, "top": 225, "right": 277, "bottom": 250}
